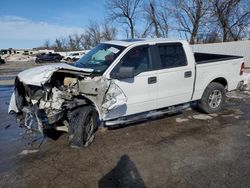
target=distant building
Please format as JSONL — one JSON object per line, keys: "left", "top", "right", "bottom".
{"left": 0, "top": 48, "right": 54, "bottom": 55}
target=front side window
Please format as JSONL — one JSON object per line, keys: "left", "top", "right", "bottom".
{"left": 158, "top": 44, "right": 187, "bottom": 69}
{"left": 75, "top": 43, "right": 125, "bottom": 74}
{"left": 120, "top": 47, "right": 151, "bottom": 75}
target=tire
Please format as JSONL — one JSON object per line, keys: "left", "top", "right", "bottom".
{"left": 68, "top": 106, "right": 97, "bottom": 148}
{"left": 198, "top": 82, "right": 226, "bottom": 114}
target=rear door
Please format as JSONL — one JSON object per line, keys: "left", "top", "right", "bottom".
{"left": 106, "top": 45, "right": 158, "bottom": 119}
{"left": 155, "top": 43, "right": 195, "bottom": 108}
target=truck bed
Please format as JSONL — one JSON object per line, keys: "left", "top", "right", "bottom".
{"left": 192, "top": 53, "right": 244, "bottom": 102}
{"left": 194, "top": 52, "right": 243, "bottom": 64}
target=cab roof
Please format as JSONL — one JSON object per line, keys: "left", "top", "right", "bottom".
{"left": 102, "top": 38, "right": 186, "bottom": 47}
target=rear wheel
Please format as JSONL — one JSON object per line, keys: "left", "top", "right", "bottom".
{"left": 69, "top": 106, "right": 97, "bottom": 148}
{"left": 198, "top": 82, "right": 226, "bottom": 114}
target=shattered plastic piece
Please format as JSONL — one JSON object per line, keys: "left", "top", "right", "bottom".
{"left": 51, "top": 87, "right": 64, "bottom": 110}
{"left": 102, "top": 81, "right": 127, "bottom": 110}
{"left": 31, "top": 99, "right": 38, "bottom": 105}
{"left": 24, "top": 110, "right": 43, "bottom": 133}
{"left": 8, "top": 93, "right": 19, "bottom": 113}
{"left": 39, "top": 100, "right": 51, "bottom": 109}
{"left": 25, "top": 111, "right": 38, "bottom": 129}
{"left": 19, "top": 149, "right": 39, "bottom": 155}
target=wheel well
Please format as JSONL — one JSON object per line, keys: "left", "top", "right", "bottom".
{"left": 210, "top": 77, "right": 228, "bottom": 88}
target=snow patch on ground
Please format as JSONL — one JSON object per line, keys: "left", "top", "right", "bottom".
{"left": 176, "top": 117, "right": 189, "bottom": 123}
{"left": 227, "top": 91, "right": 248, "bottom": 99}
{"left": 192, "top": 114, "right": 213, "bottom": 120}
{"left": 210, "top": 114, "right": 218, "bottom": 117}
{"left": 6, "top": 54, "right": 36, "bottom": 62}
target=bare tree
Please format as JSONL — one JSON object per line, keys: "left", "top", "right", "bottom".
{"left": 144, "top": 0, "right": 161, "bottom": 37}
{"left": 210, "top": 0, "right": 250, "bottom": 42}
{"left": 106, "top": 0, "right": 142, "bottom": 38}
{"left": 87, "top": 21, "right": 102, "bottom": 46}
{"left": 137, "top": 24, "right": 152, "bottom": 38}
{"left": 102, "top": 23, "right": 117, "bottom": 40}
{"left": 158, "top": 3, "right": 169, "bottom": 38}
{"left": 174, "top": 0, "right": 209, "bottom": 44}
{"left": 53, "top": 38, "right": 64, "bottom": 51}
{"left": 80, "top": 21, "right": 102, "bottom": 49}
{"left": 143, "top": 0, "right": 169, "bottom": 38}
{"left": 81, "top": 33, "right": 92, "bottom": 50}
{"left": 68, "top": 35, "right": 77, "bottom": 51}
{"left": 204, "top": 31, "right": 221, "bottom": 43}
{"left": 43, "top": 40, "right": 50, "bottom": 49}
{"left": 73, "top": 34, "right": 82, "bottom": 50}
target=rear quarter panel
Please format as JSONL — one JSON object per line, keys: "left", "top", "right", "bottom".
{"left": 192, "top": 58, "right": 244, "bottom": 100}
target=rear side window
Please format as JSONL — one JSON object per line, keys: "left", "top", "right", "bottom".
{"left": 158, "top": 44, "right": 187, "bottom": 69}
{"left": 121, "top": 47, "right": 151, "bottom": 75}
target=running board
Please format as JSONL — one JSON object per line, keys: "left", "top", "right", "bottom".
{"left": 105, "top": 103, "right": 191, "bottom": 127}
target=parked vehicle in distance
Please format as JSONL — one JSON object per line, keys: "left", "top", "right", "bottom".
{"left": 23, "top": 51, "right": 29, "bottom": 55}
{"left": 0, "top": 56, "right": 6, "bottom": 64}
{"left": 64, "top": 52, "right": 83, "bottom": 62}
{"left": 9, "top": 38, "right": 245, "bottom": 148}
{"left": 35, "top": 53, "right": 63, "bottom": 63}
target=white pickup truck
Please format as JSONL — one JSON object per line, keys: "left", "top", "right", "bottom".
{"left": 64, "top": 51, "right": 89, "bottom": 62}
{"left": 8, "top": 39, "right": 245, "bottom": 148}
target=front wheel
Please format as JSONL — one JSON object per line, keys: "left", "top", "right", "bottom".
{"left": 198, "top": 82, "right": 226, "bottom": 114}
{"left": 69, "top": 106, "right": 97, "bottom": 148}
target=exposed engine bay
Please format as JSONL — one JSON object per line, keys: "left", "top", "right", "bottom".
{"left": 8, "top": 64, "right": 127, "bottom": 134}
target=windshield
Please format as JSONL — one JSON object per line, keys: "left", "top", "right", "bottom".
{"left": 74, "top": 43, "right": 125, "bottom": 74}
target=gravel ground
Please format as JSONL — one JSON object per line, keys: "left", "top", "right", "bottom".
{"left": 0, "top": 61, "right": 250, "bottom": 188}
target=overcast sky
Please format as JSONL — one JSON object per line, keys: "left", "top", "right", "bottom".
{"left": 0, "top": 0, "right": 106, "bottom": 49}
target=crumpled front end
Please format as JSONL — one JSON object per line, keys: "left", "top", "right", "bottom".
{"left": 8, "top": 64, "right": 128, "bottom": 133}
{"left": 9, "top": 77, "right": 68, "bottom": 133}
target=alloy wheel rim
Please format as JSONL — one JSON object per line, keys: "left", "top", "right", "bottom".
{"left": 208, "top": 89, "right": 222, "bottom": 108}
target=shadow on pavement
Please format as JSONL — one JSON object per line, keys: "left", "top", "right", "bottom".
{"left": 98, "top": 154, "right": 146, "bottom": 188}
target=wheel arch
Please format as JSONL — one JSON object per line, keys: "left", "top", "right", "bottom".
{"left": 68, "top": 96, "right": 103, "bottom": 121}
{"left": 209, "top": 77, "right": 228, "bottom": 89}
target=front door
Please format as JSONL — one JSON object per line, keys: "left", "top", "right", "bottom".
{"left": 106, "top": 45, "right": 158, "bottom": 120}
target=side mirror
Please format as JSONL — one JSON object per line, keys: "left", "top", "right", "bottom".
{"left": 111, "top": 66, "right": 135, "bottom": 79}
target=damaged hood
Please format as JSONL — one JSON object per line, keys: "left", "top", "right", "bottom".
{"left": 17, "top": 63, "right": 93, "bottom": 86}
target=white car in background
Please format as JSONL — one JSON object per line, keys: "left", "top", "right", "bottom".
{"left": 64, "top": 52, "right": 84, "bottom": 62}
